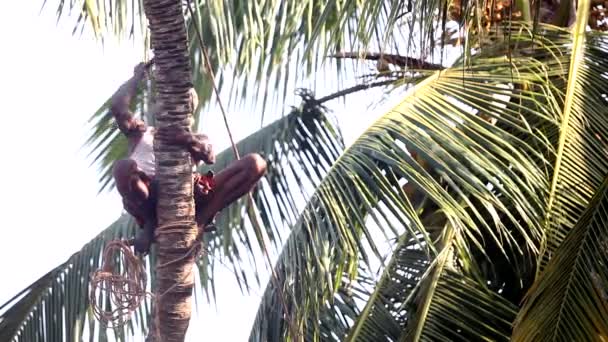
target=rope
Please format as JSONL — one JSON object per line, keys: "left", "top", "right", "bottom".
{"left": 186, "top": 2, "right": 300, "bottom": 340}
{"left": 90, "top": 222, "right": 290, "bottom": 339}
{"left": 90, "top": 221, "right": 204, "bottom": 340}
{"left": 89, "top": 228, "right": 290, "bottom": 331}
{"left": 89, "top": 240, "right": 150, "bottom": 327}
{"left": 152, "top": 221, "right": 203, "bottom": 341}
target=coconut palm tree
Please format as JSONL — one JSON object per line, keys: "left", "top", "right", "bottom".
{"left": 138, "top": 0, "right": 200, "bottom": 340}
{"left": 3, "top": 0, "right": 608, "bottom": 341}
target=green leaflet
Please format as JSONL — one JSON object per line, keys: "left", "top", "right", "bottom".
{"left": 512, "top": 176, "right": 608, "bottom": 340}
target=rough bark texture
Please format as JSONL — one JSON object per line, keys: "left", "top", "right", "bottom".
{"left": 143, "top": 0, "right": 197, "bottom": 341}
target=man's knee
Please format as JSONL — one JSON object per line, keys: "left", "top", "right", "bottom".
{"left": 243, "top": 153, "right": 267, "bottom": 179}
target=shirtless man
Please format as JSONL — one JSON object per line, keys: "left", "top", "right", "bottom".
{"left": 111, "top": 62, "right": 267, "bottom": 254}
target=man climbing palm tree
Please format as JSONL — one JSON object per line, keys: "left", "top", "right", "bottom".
{"left": 111, "top": 62, "right": 267, "bottom": 254}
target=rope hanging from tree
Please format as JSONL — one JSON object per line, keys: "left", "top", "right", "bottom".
{"left": 89, "top": 240, "right": 148, "bottom": 327}
{"left": 185, "top": 2, "right": 300, "bottom": 339}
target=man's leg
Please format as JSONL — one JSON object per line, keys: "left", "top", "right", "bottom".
{"left": 112, "top": 158, "right": 157, "bottom": 254}
{"left": 194, "top": 154, "right": 267, "bottom": 230}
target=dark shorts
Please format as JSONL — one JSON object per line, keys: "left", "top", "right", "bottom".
{"left": 128, "top": 171, "right": 215, "bottom": 228}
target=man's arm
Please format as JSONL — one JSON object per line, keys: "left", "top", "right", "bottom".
{"left": 110, "top": 63, "right": 148, "bottom": 137}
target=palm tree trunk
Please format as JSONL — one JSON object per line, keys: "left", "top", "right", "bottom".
{"left": 143, "top": 0, "right": 197, "bottom": 341}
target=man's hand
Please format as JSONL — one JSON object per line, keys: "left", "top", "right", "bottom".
{"left": 190, "top": 134, "right": 215, "bottom": 165}
{"left": 155, "top": 126, "right": 215, "bottom": 164}
{"left": 133, "top": 62, "right": 151, "bottom": 79}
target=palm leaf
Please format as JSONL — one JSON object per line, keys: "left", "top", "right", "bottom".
{"left": 343, "top": 207, "right": 447, "bottom": 341}
{"left": 400, "top": 221, "right": 518, "bottom": 342}
{"left": 43, "top": 0, "right": 413, "bottom": 112}
{"left": 342, "top": 204, "right": 520, "bottom": 342}
{"left": 42, "top": 0, "right": 511, "bottom": 84}
{"left": 512, "top": 175, "right": 608, "bottom": 341}
{"left": 196, "top": 91, "right": 346, "bottom": 293}
{"left": 403, "top": 264, "right": 518, "bottom": 341}
{"left": 249, "top": 24, "right": 572, "bottom": 341}
{"left": 538, "top": 0, "right": 608, "bottom": 268}
{"left": 310, "top": 268, "right": 376, "bottom": 341}
{"left": 344, "top": 232, "right": 436, "bottom": 340}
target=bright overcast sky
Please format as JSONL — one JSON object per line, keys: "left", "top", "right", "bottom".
{"left": 0, "top": 2, "right": 403, "bottom": 340}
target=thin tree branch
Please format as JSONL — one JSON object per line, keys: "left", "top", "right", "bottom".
{"left": 316, "top": 79, "right": 402, "bottom": 104}
{"left": 329, "top": 52, "right": 445, "bottom": 70}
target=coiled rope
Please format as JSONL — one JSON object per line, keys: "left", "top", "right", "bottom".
{"left": 89, "top": 239, "right": 149, "bottom": 327}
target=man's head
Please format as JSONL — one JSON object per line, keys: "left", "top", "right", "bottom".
{"left": 116, "top": 114, "right": 146, "bottom": 135}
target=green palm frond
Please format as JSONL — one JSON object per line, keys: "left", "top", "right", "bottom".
{"left": 44, "top": 0, "right": 411, "bottom": 110}
{"left": 0, "top": 267, "right": 66, "bottom": 341}
{"left": 196, "top": 92, "right": 346, "bottom": 292}
{"left": 252, "top": 253, "right": 376, "bottom": 342}
{"left": 400, "top": 218, "right": 518, "bottom": 342}
{"left": 512, "top": 175, "right": 608, "bottom": 341}
{"left": 343, "top": 209, "right": 445, "bottom": 341}
{"left": 249, "top": 24, "right": 574, "bottom": 341}
{"left": 343, "top": 207, "right": 519, "bottom": 342}
{"left": 249, "top": 194, "right": 372, "bottom": 342}
{"left": 0, "top": 216, "right": 144, "bottom": 342}
{"left": 404, "top": 263, "right": 518, "bottom": 341}
{"left": 44, "top": 0, "right": 445, "bottom": 75}
{"left": 311, "top": 268, "right": 376, "bottom": 341}
{"left": 538, "top": 0, "right": 608, "bottom": 268}
{"left": 40, "top": 0, "right": 147, "bottom": 40}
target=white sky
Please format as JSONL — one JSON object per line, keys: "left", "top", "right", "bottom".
{"left": 0, "top": 2, "right": 402, "bottom": 340}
